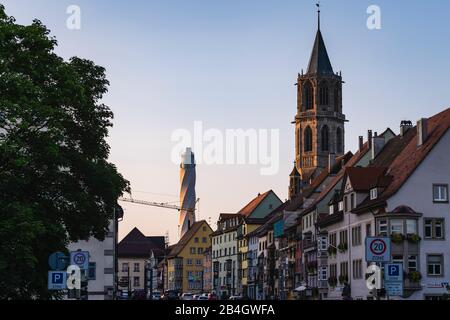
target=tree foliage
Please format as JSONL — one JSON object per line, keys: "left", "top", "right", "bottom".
{"left": 0, "top": 5, "right": 130, "bottom": 299}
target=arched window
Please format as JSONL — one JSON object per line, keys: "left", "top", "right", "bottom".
{"left": 321, "top": 125, "right": 329, "bottom": 152}
{"left": 336, "top": 127, "right": 343, "bottom": 154}
{"left": 303, "top": 81, "right": 314, "bottom": 111}
{"left": 319, "top": 82, "right": 329, "bottom": 106}
{"left": 334, "top": 83, "right": 340, "bottom": 112}
{"left": 304, "top": 126, "right": 313, "bottom": 152}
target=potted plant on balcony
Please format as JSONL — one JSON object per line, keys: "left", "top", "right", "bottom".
{"left": 327, "top": 246, "right": 337, "bottom": 257}
{"left": 406, "top": 233, "right": 421, "bottom": 244}
{"left": 408, "top": 271, "right": 422, "bottom": 283}
{"left": 391, "top": 233, "right": 404, "bottom": 244}
{"left": 337, "top": 242, "right": 348, "bottom": 253}
{"left": 328, "top": 277, "right": 337, "bottom": 287}
{"left": 338, "top": 275, "right": 348, "bottom": 285}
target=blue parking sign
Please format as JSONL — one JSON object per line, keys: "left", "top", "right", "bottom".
{"left": 385, "top": 263, "right": 403, "bottom": 282}
{"left": 48, "top": 271, "right": 67, "bottom": 290}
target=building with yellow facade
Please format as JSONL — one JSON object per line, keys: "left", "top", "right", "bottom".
{"left": 166, "top": 220, "right": 213, "bottom": 294}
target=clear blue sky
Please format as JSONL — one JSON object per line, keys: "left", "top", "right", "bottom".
{"left": 3, "top": 0, "right": 450, "bottom": 242}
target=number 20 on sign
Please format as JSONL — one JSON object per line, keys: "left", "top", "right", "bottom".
{"left": 365, "top": 237, "right": 391, "bottom": 262}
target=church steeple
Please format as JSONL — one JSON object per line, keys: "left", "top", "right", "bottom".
{"left": 289, "top": 3, "right": 346, "bottom": 198}
{"left": 307, "top": 30, "right": 334, "bottom": 75}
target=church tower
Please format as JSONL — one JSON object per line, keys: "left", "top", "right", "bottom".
{"left": 289, "top": 5, "right": 346, "bottom": 200}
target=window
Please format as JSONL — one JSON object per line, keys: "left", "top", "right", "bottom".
{"left": 134, "top": 263, "right": 140, "bottom": 272}
{"left": 319, "top": 266, "right": 328, "bottom": 281}
{"left": 198, "top": 247, "right": 204, "bottom": 254}
{"left": 336, "top": 128, "right": 343, "bottom": 154}
{"left": 370, "top": 188, "right": 378, "bottom": 200}
{"left": 187, "top": 259, "right": 193, "bottom": 266}
{"left": 390, "top": 219, "right": 404, "bottom": 235}
{"left": 202, "top": 237, "right": 207, "bottom": 243}
{"left": 195, "top": 237, "right": 199, "bottom": 243}
{"left": 352, "top": 260, "right": 363, "bottom": 279}
{"left": 350, "top": 193, "right": 355, "bottom": 210}
{"left": 133, "top": 277, "right": 140, "bottom": 287}
{"left": 338, "top": 201, "right": 344, "bottom": 212}
{"left": 196, "top": 259, "right": 202, "bottom": 266}
{"left": 406, "top": 219, "right": 417, "bottom": 235}
{"left": 339, "top": 230, "right": 348, "bottom": 246}
{"left": 344, "top": 196, "right": 348, "bottom": 212}
{"left": 425, "top": 219, "right": 445, "bottom": 239}
{"left": 122, "top": 263, "right": 129, "bottom": 272}
{"left": 366, "top": 223, "right": 372, "bottom": 238}
{"left": 334, "top": 83, "right": 340, "bottom": 112}
{"left": 88, "top": 262, "right": 96, "bottom": 280}
{"left": 303, "top": 81, "right": 314, "bottom": 111}
{"left": 319, "top": 82, "right": 329, "bottom": 106}
{"left": 352, "top": 225, "right": 362, "bottom": 246}
{"left": 304, "top": 126, "right": 313, "bottom": 152}
{"left": 224, "top": 248, "right": 227, "bottom": 256}
{"left": 340, "top": 261, "right": 349, "bottom": 277}
{"left": 319, "top": 236, "right": 328, "bottom": 251}
{"left": 321, "top": 125, "right": 329, "bottom": 152}
{"left": 329, "top": 233, "right": 337, "bottom": 247}
{"left": 378, "top": 220, "right": 388, "bottom": 236}
{"left": 392, "top": 255, "right": 403, "bottom": 265}
{"left": 190, "top": 247, "right": 196, "bottom": 254}
{"left": 329, "top": 205, "right": 334, "bottom": 215}
{"left": 427, "top": 255, "right": 444, "bottom": 276}
{"left": 329, "top": 264, "right": 337, "bottom": 278}
{"left": 408, "top": 255, "right": 418, "bottom": 272}
{"left": 433, "top": 184, "right": 448, "bottom": 202}
{"left": 203, "top": 226, "right": 207, "bottom": 231}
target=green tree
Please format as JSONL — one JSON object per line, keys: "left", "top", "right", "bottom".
{"left": 0, "top": 5, "right": 130, "bottom": 299}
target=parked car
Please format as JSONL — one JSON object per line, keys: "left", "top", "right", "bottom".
{"left": 150, "top": 291, "right": 161, "bottom": 300}
{"left": 181, "top": 293, "right": 194, "bottom": 300}
{"left": 162, "top": 291, "right": 180, "bottom": 300}
{"left": 192, "top": 294, "right": 200, "bottom": 300}
{"left": 198, "top": 295, "right": 209, "bottom": 300}
{"left": 229, "top": 295, "right": 243, "bottom": 300}
{"left": 131, "top": 290, "right": 147, "bottom": 300}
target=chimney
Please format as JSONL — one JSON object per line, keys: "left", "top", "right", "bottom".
{"left": 368, "top": 130, "right": 373, "bottom": 149}
{"left": 328, "top": 153, "right": 336, "bottom": 173}
{"left": 359, "top": 136, "right": 364, "bottom": 151}
{"left": 417, "top": 118, "right": 428, "bottom": 147}
{"left": 372, "top": 136, "right": 385, "bottom": 160}
{"left": 400, "top": 120, "right": 413, "bottom": 136}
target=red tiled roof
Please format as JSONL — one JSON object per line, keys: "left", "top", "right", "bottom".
{"left": 381, "top": 108, "right": 450, "bottom": 199}
{"left": 345, "top": 167, "right": 387, "bottom": 192}
{"left": 237, "top": 190, "right": 273, "bottom": 217}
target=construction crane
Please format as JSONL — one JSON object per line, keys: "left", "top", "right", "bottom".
{"left": 118, "top": 196, "right": 200, "bottom": 214}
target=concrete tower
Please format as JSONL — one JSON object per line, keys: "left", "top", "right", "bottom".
{"left": 179, "top": 148, "right": 196, "bottom": 238}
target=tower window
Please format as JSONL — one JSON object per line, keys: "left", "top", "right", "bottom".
{"left": 319, "top": 83, "right": 329, "bottom": 106}
{"left": 336, "top": 127, "right": 343, "bottom": 154}
{"left": 321, "top": 125, "right": 329, "bottom": 152}
{"left": 334, "top": 83, "right": 340, "bottom": 112}
{"left": 303, "top": 81, "right": 314, "bottom": 111}
{"left": 304, "top": 126, "right": 313, "bottom": 152}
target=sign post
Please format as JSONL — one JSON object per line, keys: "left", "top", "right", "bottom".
{"left": 384, "top": 263, "right": 404, "bottom": 297}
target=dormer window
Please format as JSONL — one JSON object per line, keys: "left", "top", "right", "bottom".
{"left": 370, "top": 188, "right": 378, "bottom": 200}
{"left": 338, "top": 201, "right": 344, "bottom": 212}
{"left": 329, "top": 205, "right": 334, "bottom": 215}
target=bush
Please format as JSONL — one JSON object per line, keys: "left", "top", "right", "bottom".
{"left": 391, "top": 233, "right": 404, "bottom": 244}
{"left": 407, "top": 233, "right": 421, "bottom": 243}
{"left": 408, "top": 271, "right": 422, "bottom": 283}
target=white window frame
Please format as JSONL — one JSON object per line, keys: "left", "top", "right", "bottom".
{"left": 390, "top": 219, "right": 404, "bottom": 235}
{"left": 370, "top": 188, "right": 378, "bottom": 200}
{"left": 406, "top": 219, "right": 417, "bottom": 235}
{"left": 433, "top": 184, "right": 448, "bottom": 202}
{"left": 378, "top": 220, "right": 388, "bottom": 236}
{"left": 427, "top": 255, "right": 444, "bottom": 276}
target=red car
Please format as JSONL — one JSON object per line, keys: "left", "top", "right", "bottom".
{"left": 208, "top": 293, "right": 218, "bottom": 300}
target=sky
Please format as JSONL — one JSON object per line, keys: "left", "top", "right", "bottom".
{"left": 3, "top": 0, "right": 450, "bottom": 243}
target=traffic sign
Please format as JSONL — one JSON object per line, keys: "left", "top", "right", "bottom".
{"left": 48, "top": 252, "right": 69, "bottom": 271}
{"left": 385, "top": 263, "right": 403, "bottom": 282}
{"left": 385, "top": 281, "right": 403, "bottom": 296}
{"left": 70, "top": 251, "right": 89, "bottom": 270}
{"left": 48, "top": 271, "right": 67, "bottom": 290}
{"left": 365, "top": 237, "right": 391, "bottom": 262}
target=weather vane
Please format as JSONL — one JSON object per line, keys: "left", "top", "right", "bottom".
{"left": 316, "top": 1, "right": 321, "bottom": 30}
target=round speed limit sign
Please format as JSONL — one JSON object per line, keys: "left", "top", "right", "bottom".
{"left": 366, "top": 237, "right": 391, "bottom": 262}
{"left": 370, "top": 239, "right": 387, "bottom": 255}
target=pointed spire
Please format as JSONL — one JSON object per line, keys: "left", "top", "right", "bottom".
{"left": 307, "top": 2, "right": 334, "bottom": 75}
